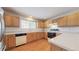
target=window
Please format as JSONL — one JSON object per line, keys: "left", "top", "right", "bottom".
{"left": 20, "top": 19, "right": 37, "bottom": 29}
{"left": 29, "top": 21, "right": 36, "bottom": 28}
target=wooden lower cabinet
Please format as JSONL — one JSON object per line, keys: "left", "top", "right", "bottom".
{"left": 27, "top": 32, "right": 48, "bottom": 43}
{"left": 43, "top": 32, "right": 48, "bottom": 39}
{"left": 27, "top": 32, "right": 36, "bottom": 43}
{"left": 51, "top": 44, "right": 65, "bottom": 51}
{"left": 5, "top": 34, "right": 16, "bottom": 49}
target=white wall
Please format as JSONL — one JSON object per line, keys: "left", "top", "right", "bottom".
{"left": 5, "top": 27, "right": 44, "bottom": 34}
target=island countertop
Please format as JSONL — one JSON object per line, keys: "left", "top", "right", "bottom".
{"left": 48, "top": 32, "right": 79, "bottom": 51}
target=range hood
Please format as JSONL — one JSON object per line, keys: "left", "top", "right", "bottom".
{"left": 48, "top": 23, "right": 60, "bottom": 31}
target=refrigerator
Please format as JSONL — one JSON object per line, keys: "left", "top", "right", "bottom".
{"left": 0, "top": 7, "right": 5, "bottom": 51}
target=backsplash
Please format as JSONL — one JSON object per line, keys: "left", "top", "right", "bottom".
{"left": 5, "top": 27, "right": 79, "bottom": 33}
{"left": 5, "top": 27, "right": 44, "bottom": 33}
{"left": 60, "top": 27, "right": 79, "bottom": 33}
{"left": 45, "top": 27, "right": 79, "bottom": 33}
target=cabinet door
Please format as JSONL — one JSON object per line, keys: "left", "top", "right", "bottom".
{"left": 4, "top": 15, "right": 19, "bottom": 27}
{"left": 4, "top": 16, "right": 13, "bottom": 27}
{"left": 38, "top": 21, "right": 45, "bottom": 28}
{"left": 41, "top": 32, "right": 44, "bottom": 39}
{"left": 27, "top": 33, "right": 32, "bottom": 42}
{"left": 35, "top": 32, "right": 39, "bottom": 40}
{"left": 56, "top": 16, "right": 67, "bottom": 27}
{"left": 36, "top": 32, "right": 44, "bottom": 40}
{"left": 44, "top": 32, "right": 48, "bottom": 40}
{"left": 27, "top": 32, "right": 36, "bottom": 42}
{"left": 44, "top": 20, "right": 52, "bottom": 28}
{"left": 8, "top": 35, "right": 16, "bottom": 48}
{"left": 76, "top": 12, "right": 79, "bottom": 25}
{"left": 67, "top": 13, "right": 78, "bottom": 26}
{"left": 5, "top": 35, "right": 9, "bottom": 49}
{"left": 33, "top": 32, "right": 37, "bottom": 41}
{"left": 36, "top": 32, "right": 47, "bottom": 40}
{"left": 41, "top": 32, "right": 45, "bottom": 39}
{"left": 5, "top": 35, "right": 16, "bottom": 49}
{"left": 37, "top": 32, "right": 43, "bottom": 39}
{"left": 12, "top": 16, "right": 20, "bottom": 27}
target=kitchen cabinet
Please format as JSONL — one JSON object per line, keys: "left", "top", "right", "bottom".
{"left": 38, "top": 12, "right": 79, "bottom": 28}
{"left": 4, "top": 16, "right": 12, "bottom": 27}
{"left": 44, "top": 20, "right": 52, "bottom": 28}
{"left": 44, "top": 32, "right": 48, "bottom": 39}
{"left": 4, "top": 15, "right": 20, "bottom": 27}
{"left": 77, "top": 12, "right": 79, "bottom": 25}
{"left": 36, "top": 32, "right": 40, "bottom": 40}
{"left": 55, "top": 16, "right": 68, "bottom": 27}
{"left": 27, "top": 32, "right": 36, "bottom": 43}
{"left": 27, "top": 32, "right": 47, "bottom": 43}
{"left": 66, "top": 12, "right": 79, "bottom": 26}
{"left": 12, "top": 16, "right": 20, "bottom": 27}
{"left": 52, "top": 12, "right": 79, "bottom": 27}
{"left": 67, "top": 13, "right": 79, "bottom": 26}
{"left": 36, "top": 32, "right": 45, "bottom": 39}
{"left": 38, "top": 21, "right": 45, "bottom": 28}
{"left": 5, "top": 34, "right": 16, "bottom": 49}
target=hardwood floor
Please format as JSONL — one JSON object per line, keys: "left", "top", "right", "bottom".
{"left": 8, "top": 39, "right": 51, "bottom": 51}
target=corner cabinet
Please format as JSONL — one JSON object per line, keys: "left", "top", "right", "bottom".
{"left": 4, "top": 15, "right": 20, "bottom": 27}
{"left": 38, "top": 21, "right": 45, "bottom": 28}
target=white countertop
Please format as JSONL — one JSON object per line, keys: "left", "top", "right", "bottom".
{"left": 48, "top": 32, "right": 79, "bottom": 51}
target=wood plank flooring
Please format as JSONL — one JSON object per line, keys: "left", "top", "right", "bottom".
{"left": 8, "top": 39, "right": 51, "bottom": 51}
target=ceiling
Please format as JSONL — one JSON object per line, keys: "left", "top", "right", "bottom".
{"left": 3, "top": 7, "right": 79, "bottom": 20}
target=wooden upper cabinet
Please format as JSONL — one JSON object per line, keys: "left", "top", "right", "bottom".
{"left": 12, "top": 16, "right": 20, "bottom": 27}
{"left": 56, "top": 16, "right": 68, "bottom": 27}
{"left": 44, "top": 20, "right": 52, "bottom": 28}
{"left": 67, "top": 13, "right": 79, "bottom": 26}
{"left": 38, "top": 12, "right": 79, "bottom": 27}
{"left": 4, "top": 16, "right": 12, "bottom": 27}
{"left": 38, "top": 21, "right": 45, "bottom": 28}
{"left": 52, "top": 12, "right": 79, "bottom": 27}
{"left": 4, "top": 15, "right": 20, "bottom": 27}
{"left": 75, "top": 12, "right": 79, "bottom": 25}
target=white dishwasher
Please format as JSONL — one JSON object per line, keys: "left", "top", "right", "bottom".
{"left": 15, "top": 33, "right": 27, "bottom": 46}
